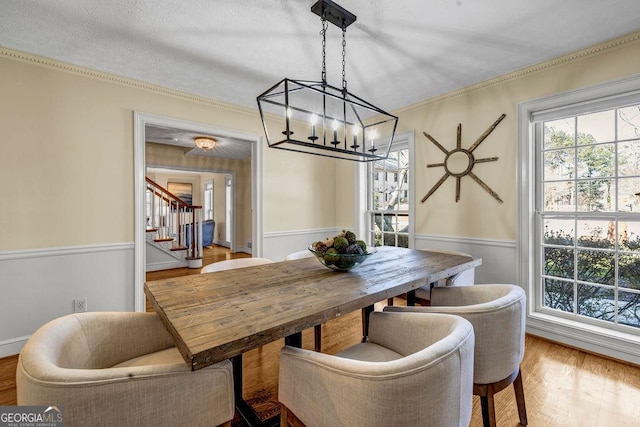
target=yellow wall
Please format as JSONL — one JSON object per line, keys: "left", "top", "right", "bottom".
{"left": 0, "top": 49, "right": 335, "bottom": 251}
{"left": 397, "top": 33, "right": 640, "bottom": 241}
{"left": 2, "top": 32, "right": 639, "bottom": 253}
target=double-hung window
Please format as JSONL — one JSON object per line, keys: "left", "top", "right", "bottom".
{"left": 520, "top": 78, "right": 640, "bottom": 351}
{"left": 366, "top": 133, "right": 414, "bottom": 248}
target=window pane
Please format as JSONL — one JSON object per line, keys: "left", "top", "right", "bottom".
{"left": 382, "top": 232, "right": 396, "bottom": 246}
{"left": 577, "top": 143, "right": 614, "bottom": 178}
{"left": 577, "top": 219, "right": 614, "bottom": 249}
{"left": 577, "top": 284, "right": 615, "bottom": 323}
{"left": 544, "top": 149, "right": 575, "bottom": 180}
{"left": 618, "top": 177, "right": 640, "bottom": 212}
{"left": 617, "top": 105, "right": 640, "bottom": 141}
{"left": 544, "top": 119, "right": 575, "bottom": 149}
{"left": 619, "top": 252, "right": 640, "bottom": 289}
{"left": 620, "top": 220, "right": 640, "bottom": 251}
{"left": 398, "top": 149, "right": 409, "bottom": 168}
{"left": 544, "top": 181, "right": 575, "bottom": 211}
{"left": 618, "top": 140, "right": 640, "bottom": 176}
{"left": 544, "top": 247, "right": 574, "bottom": 279}
{"left": 577, "top": 249, "right": 615, "bottom": 285}
{"left": 576, "top": 179, "right": 615, "bottom": 212}
{"left": 543, "top": 218, "right": 575, "bottom": 245}
{"left": 544, "top": 278, "right": 573, "bottom": 313}
{"left": 618, "top": 290, "right": 640, "bottom": 328}
{"left": 577, "top": 110, "right": 615, "bottom": 144}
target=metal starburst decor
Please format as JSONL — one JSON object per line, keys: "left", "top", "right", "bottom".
{"left": 421, "top": 114, "right": 506, "bottom": 204}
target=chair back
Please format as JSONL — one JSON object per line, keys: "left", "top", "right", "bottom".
{"left": 284, "top": 250, "right": 314, "bottom": 260}
{"left": 426, "top": 284, "right": 525, "bottom": 384}
{"left": 279, "top": 311, "right": 475, "bottom": 427}
{"left": 201, "top": 257, "right": 273, "bottom": 273}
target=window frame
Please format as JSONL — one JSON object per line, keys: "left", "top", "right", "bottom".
{"left": 518, "top": 74, "right": 640, "bottom": 363}
{"left": 356, "top": 131, "right": 415, "bottom": 249}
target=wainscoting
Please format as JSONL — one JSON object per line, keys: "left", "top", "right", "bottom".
{"left": 0, "top": 243, "right": 134, "bottom": 357}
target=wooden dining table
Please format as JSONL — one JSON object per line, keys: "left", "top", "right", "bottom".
{"left": 144, "top": 246, "right": 481, "bottom": 426}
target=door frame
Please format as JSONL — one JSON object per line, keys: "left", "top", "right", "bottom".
{"left": 133, "top": 111, "right": 263, "bottom": 312}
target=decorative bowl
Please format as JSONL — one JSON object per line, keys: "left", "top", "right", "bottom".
{"left": 308, "top": 245, "right": 377, "bottom": 271}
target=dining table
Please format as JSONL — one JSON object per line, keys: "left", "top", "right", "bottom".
{"left": 144, "top": 246, "right": 482, "bottom": 426}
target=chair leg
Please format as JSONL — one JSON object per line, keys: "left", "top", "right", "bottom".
{"left": 513, "top": 369, "right": 528, "bottom": 425}
{"left": 280, "top": 403, "right": 289, "bottom": 427}
{"left": 314, "top": 324, "right": 322, "bottom": 352}
{"left": 480, "top": 392, "right": 497, "bottom": 427}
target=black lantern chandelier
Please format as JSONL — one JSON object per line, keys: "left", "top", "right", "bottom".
{"left": 257, "top": 0, "right": 398, "bottom": 162}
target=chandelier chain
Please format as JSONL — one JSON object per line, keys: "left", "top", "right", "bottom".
{"left": 341, "top": 24, "right": 347, "bottom": 91}
{"left": 321, "top": 18, "right": 328, "bottom": 84}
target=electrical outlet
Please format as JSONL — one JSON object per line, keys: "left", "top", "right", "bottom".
{"left": 74, "top": 298, "right": 87, "bottom": 313}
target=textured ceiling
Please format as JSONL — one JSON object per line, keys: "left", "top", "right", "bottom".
{"left": 2, "top": 0, "right": 640, "bottom": 158}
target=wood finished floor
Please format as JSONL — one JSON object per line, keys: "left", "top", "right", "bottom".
{"left": 2, "top": 245, "right": 639, "bottom": 426}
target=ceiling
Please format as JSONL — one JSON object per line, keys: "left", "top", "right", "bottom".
{"left": 3, "top": 0, "right": 640, "bottom": 158}
{"left": 146, "top": 124, "right": 252, "bottom": 159}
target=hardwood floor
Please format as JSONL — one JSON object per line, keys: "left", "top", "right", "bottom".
{"left": 2, "top": 247, "right": 639, "bottom": 426}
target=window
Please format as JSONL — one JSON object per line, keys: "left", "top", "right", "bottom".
{"left": 519, "top": 76, "right": 640, "bottom": 357}
{"left": 204, "top": 180, "right": 214, "bottom": 220}
{"left": 367, "top": 139, "right": 411, "bottom": 248}
{"left": 537, "top": 105, "right": 640, "bottom": 332}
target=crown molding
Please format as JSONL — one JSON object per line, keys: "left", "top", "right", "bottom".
{"left": 394, "top": 30, "right": 640, "bottom": 115}
{"left": 0, "top": 46, "right": 258, "bottom": 117}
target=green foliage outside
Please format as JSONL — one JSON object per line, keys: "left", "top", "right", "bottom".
{"left": 544, "top": 228, "right": 640, "bottom": 328}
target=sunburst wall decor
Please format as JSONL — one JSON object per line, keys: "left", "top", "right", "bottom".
{"left": 421, "top": 113, "right": 506, "bottom": 204}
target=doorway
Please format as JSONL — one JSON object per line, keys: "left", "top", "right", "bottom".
{"left": 133, "top": 112, "right": 263, "bottom": 312}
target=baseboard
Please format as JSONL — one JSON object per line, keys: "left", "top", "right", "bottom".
{"left": 146, "top": 260, "right": 187, "bottom": 272}
{"left": 0, "top": 336, "right": 30, "bottom": 358}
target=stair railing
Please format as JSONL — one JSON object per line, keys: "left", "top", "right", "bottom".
{"left": 145, "top": 177, "right": 203, "bottom": 261}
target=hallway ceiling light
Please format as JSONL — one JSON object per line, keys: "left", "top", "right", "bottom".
{"left": 194, "top": 136, "right": 216, "bottom": 150}
{"left": 256, "top": 0, "right": 397, "bottom": 162}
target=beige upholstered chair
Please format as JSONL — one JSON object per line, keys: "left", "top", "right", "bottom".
{"left": 279, "top": 311, "right": 475, "bottom": 427}
{"left": 386, "top": 284, "right": 527, "bottom": 427}
{"left": 16, "top": 312, "right": 234, "bottom": 427}
{"left": 415, "top": 249, "right": 477, "bottom": 302}
{"left": 200, "top": 257, "right": 273, "bottom": 273}
{"left": 284, "top": 250, "right": 322, "bottom": 352}
{"left": 283, "top": 250, "right": 314, "bottom": 260}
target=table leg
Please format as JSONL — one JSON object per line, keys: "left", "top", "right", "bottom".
{"left": 232, "top": 355, "right": 265, "bottom": 426}
{"left": 406, "top": 289, "right": 417, "bottom": 306}
{"left": 284, "top": 331, "right": 302, "bottom": 348}
{"left": 361, "top": 305, "right": 374, "bottom": 342}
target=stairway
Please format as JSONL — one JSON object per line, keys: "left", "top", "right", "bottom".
{"left": 145, "top": 178, "right": 204, "bottom": 271}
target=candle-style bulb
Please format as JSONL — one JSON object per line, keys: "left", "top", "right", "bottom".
{"left": 331, "top": 120, "right": 339, "bottom": 145}
{"left": 308, "top": 114, "right": 319, "bottom": 141}
{"left": 351, "top": 125, "right": 360, "bottom": 149}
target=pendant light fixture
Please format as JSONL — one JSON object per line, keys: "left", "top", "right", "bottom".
{"left": 257, "top": 0, "right": 398, "bottom": 162}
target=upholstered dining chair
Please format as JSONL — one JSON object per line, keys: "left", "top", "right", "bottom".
{"left": 414, "top": 249, "right": 477, "bottom": 303}
{"left": 283, "top": 250, "right": 314, "bottom": 261}
{"left": 16, "top": 312, "right": 234, "bottom": 427}
{"left": 278, "top": 311, "right": 475, "bottom": 427}
{"left": 200, "top": 257, "right": 273, "bottom": 273}
{"left": 284, "top": 250, "right": 322, "bottom": 352}
{"left": 385, "top": 284, "right": 527, "bottom": 427}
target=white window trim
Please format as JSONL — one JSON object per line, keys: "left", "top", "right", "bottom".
{"left": 517, "top": 74, "right": 640, "bottom": 365}
{"left": 355, "top": 130, "right": 415, "bottom": 248}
